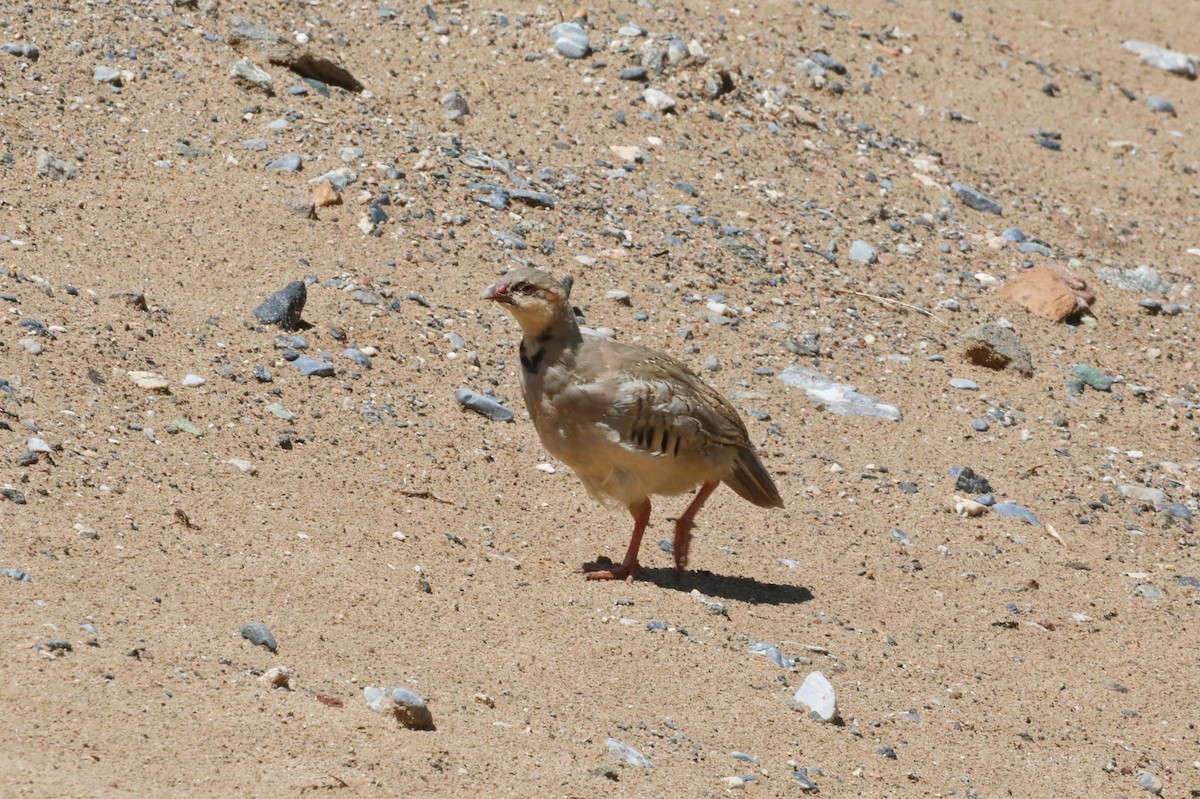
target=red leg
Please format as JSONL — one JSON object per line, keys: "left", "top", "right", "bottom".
{"left": 673, "top": 481, "right": 719, "bottom": 573}
{"left": 584, "top": 499, "right": 651, "bottom": 582}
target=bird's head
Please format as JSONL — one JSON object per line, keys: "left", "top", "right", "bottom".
{"left": 481, "top": 268, "right": 575, "bottom": 338}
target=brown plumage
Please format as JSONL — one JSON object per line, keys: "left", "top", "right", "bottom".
{"left": 482, "top": 267, "right": 783, "bottom": 581}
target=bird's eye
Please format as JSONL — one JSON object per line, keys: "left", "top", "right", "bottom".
{"left": 516, "top": 283, "right": 536, "bottom": 296}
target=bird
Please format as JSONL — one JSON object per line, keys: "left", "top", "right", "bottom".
{"left": 481, "top": 267, "right": 783, "bottom": 581}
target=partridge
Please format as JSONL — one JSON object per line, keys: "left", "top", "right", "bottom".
{"left": 482, "top": 267, "right": 783, "bottom": 581}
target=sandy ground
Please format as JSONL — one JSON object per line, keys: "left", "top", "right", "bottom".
{"left": 2, "top": 0, "right": 1199, "bottom": 795}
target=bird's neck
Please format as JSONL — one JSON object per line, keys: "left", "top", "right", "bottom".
{"left": 518, "top": 310, "right": 583, "bottom": 375}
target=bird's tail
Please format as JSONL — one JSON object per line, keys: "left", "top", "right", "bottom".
{"left": 724, "top": 447, "right": 784, "bottom": 508}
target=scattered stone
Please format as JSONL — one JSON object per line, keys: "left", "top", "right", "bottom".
{"left": 1144, "top": 96, "right": 1175, "bottom": 114}
{"left": 293, "top": 356, "right": 334, "bottom": 377}
{"left": 167, "top": 418, "right": 203, "bottom": 436}
{"left": 643, "top": 88, "right": 677, "bottom": 112}
{"left": 550, "top": 22, "right": 589, "bottom": 59}
{"left": 747, "top": 641, "right": 794, "bottom": 669}
{"left": 1097, "top": 264, "right": 1173, "bottom": 293}
{"left": 181, "top": 374, "right": 206, "bottom": 387}
{"left": 266, "top": 153, "right": 302, "bottom": 172}
{"left": 259, "top": 666, "right": 292, "bottom": 689}
{"left": 955, "top": 498, "right": 988, "bottom": 517}
{"left": 1123, "top": 41, "right": 1196, "bottom": 78}
{"left": 36, "top": 150, "right": 80, "bottom": 181}
{"left": 961, "top": 323, "right": 1034, "bottom": 375}
{"left": 129, "top": 371, "right": 170, "bottom": 390}
{"left": 1136, "top": 771, "right": 1164, "bottom": 794}
{"left": 440, "top": 90, "right": 470, "bottom": 120}
{"left": 997, "top": 265, "right": 1093, "bottom": 321}
{"left": 284, "top": 189, "right": 316, "bottom": 218}
{"left": 387, "top": 688, "right": 435, "bottom": 730}
{"left": 779, "top": 366, "right": 902, "bottom": 421}
{"left": 240, "top": 621, "right": 278, "bottom": 652}
{"left": 93, "top": 66, "right": 123, "bottom": 85}
{"left": 455, "top": 388, "right": 514, "bottom": 422}
{"left": 950, "top": 181, "right": 1002, "bottom": 214}
{"left": 849, "top": 240, "right": 878, "bottom": 264}
{"left": 793, "top": 671, "right": 837, "bottom": 722}
{"left": 953, "top": 467, "right": 993, "bottom": 494}
{"left": 605, "top": 738, "right": 652, "bottom": 768}
{"left": 254, "top": 281, "right": 307, "bottom": 329}
{"left": 310, "top": 181, "right": 341, "bottom": 208}
{"left": 1, "top": 567, "right": 30, "bottom": 582}
{"left": 230, "top": 57, "right": 274, "bottom": 93}
{"left": 949, "top": 378, "right": 979, "bottom": 390}
{"left": 993, "top": 502, "right": 1041, "bottom": 526}
{"left": 1070, "top": 363, "right": 1113, "bottom": 391}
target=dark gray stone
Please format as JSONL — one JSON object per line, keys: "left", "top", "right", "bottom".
{"left": 240, "top": 621, "right": 278, "bottom": 651}
{"left": 254, "top": 281, "right": 307, "bottom": 329}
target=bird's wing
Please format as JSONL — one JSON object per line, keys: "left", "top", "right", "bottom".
{"left": 550, "top": 340, "right": 751, "bottom": 457}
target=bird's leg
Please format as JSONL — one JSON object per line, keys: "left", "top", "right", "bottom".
{"left": 673, "top": 481, "right": 719, "bottom": 573}
{"left": 584, "top": 499, "right": 651, "bottom": 582}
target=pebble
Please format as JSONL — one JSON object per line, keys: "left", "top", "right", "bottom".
{"left": 949, "top": 378, "right": 979, "bottom": 390}
{"left": 950, "top": 181, "right": 1002, "bottom": 214}
{"left": 605, "top": 738, "right": 652, "bottom": 768}
{"left": 550, "top": 22, "right": 589, "bottom": 59}
{"left": 794, "top": 671, "right": 837, "bottom": 722}
{"left": 293, "top": 356, "right": 334, "bottom": 377}
{"left": 230, "top": 57, "right": 273, "bottom": 92}
{"left": 971, "top": 419, "right": 989, "bottom": 432}
{"left": 36, "top": 150, "right": 80, "bottom": 180}
{"left": 93, "top": 66, "right": 122, "bottom": 85}
{"left": 953, "top": 467, "right": 993, "bottom": 494}
{"left": 181, "top": 374, "right": 206, "bottom": 387}
{"left": 455, "top": 388, "right": 514, "bottom": 422}
{"left": 849, "top": 240, "right": 878, "bottom": 264}
{"left": 1001, "top": 227, "right": 1027, "bottom": 242}
{"left": 341, "top": 348, "right": 371, "bottom": 368}
{"left": 1123, "top": 40, "right": 1196, "bottom": 77}
{"left": 890, "top": 527, "right": 913, "bottom": 545}
{"left": 1070, "top": 363, "right": 1112, "bottom": 391}
{"left": 1, "top": 42, "right": 39, "bottom": 59}
{"left": 747, "top": 641, "right": 794, "bottom": 668}
{"left": 1144, "top": 96, "right": 1175, "bottom": 114}
{"left": 129, "top": 371, "right": 170, "bottom": 390}
{"left": 243, "top": 137, "right": 268, "bottom": 150}
{"left": 779, "top": 366, "right": 902, "bottom": 421}
{"left": 1137, "top": 771, "right": 1164, "bottom": 794}
{"left": 993, "top": 502, "right": 1041, "bottom": 526}
{"left": 254, "top": 280, "right": 307, "bottom": 329}
{"left": 266, "top": 153, "right": 302, "bottom": 172}
{"left": 388, "top": 688, "right": 435, "bottom": 730}
{"left": 1, "top": 567, "right": 31, "bottom": 582}
{"left": 240, "top": 621, "right": 278, "bottom": 652}
{"left": 792, "top": 771, "right": 819, "bottom": 792}
{"left": 1097, "top": 264, "right": 1173, "bottom": 293}
{"left": 643, "top": 88, "right": 677, "bottom": 112}
{"left": 259, "top": 666, "right": 292, "bottom": 690}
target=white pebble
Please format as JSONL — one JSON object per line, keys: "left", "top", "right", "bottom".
{"left": 794, "top": 671, "right": 837, "bottom": 722}
{"left": 182, "top": 374, "right": 206, "bottom": 387}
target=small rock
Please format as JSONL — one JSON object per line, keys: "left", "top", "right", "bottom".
{"left": 605, "top": 737, "right": 652, "bottom": 768}
{"left": 293, "top": 356, "right": 334, "bottom": 377}
{"left": 1144, "top": 95, "right": 1175, "bottom": 114}
{"left": 953, "top": 467, "right": 993, "bottom": 494}
{"left": 266, "top": 153, "right": 302, "bottom": 172}
{"left": 550, "top": 22, "right": 589, "bottom": 59}
{"left": 240, "top": 621, "right": 278, "bottom": 652}
{"left": 949, "top": 378, "right": 979, "bottom": 391}
{"left": 181, "top": 374, "right": 206, "bottom": 387}
{"left": 849, "top": 240, "right": 878, "bottom": 264}
{"left": 961, "top": 322, "right": 1034, "bottom": 376}
{"left": 794, "top": 671, "right": 837, "bottom": 722}
{"left": 997, "top": 265, "right": 1092, "bottom": 321}
{"left": 455, "top": 388, "right": 514, "bottom": 422}
{"left": 259, "top": 666, "right": 292, "bottom": 689}
{"left": 1097, "top": 264, "right": 1173, "bottom": 293}
{"left": 950, "top": 181, "right": 1002, "bottom": 214}
{"left": 389, "top": 688, "right": 435, "bottom": 730}
{"left": 1, "top": 567, "right": 31, "bottom": 582}
{"left": 1137, "top": 771, "right": 1164, "bottom": 794}
{"left": 231, "top": 57, "right": 273, "bottom": 92}
{"left": 440, "top": 90, "right": 470, "bottom": 120}
{"left": 129, "top": 371, "right": 170, "bottom": 390}
{"left": 254, "top": 281, "right": 307, "bottom": 329}
{"left": 93, "top": 66, "right": 123, "bottom": 85}
{"left": 643, "top": 88, "right": 677, "bottom": 112}
{"left": 36, "top": 150, "right": 80, "bottom": 181}
{"left": 1070, "top": 363, "right": 1112, "bottom": 391}
{"left": 993, "top": 502, "right": 1041, "bottom": 526}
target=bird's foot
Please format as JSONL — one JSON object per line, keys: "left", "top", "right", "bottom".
{"left": 583, "top": 556, "right": 643, "bottom": 582}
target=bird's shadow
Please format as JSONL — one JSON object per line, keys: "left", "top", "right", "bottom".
{"left": 637, "top": 567, "right": 814, "bottom": 606}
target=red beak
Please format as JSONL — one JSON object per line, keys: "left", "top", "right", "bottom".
{"left": 481, "top": 282, "right": 513, "bottom": 303}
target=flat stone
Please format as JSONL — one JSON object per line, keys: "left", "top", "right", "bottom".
{"left": 849, "top": 240, "right": 878, "bottom": 264}
{"left": 455, "top": 388, "right": 514, "bottom": 422}
{"left": 961, "top": 322, "right": 1034, "bottom": 375}
{"left": 997, "top": 266, "right": 1083, "bottom": 321}
{"left": 230, "top": 57, "right": 273, "bottom": 92}
{"left": 950, "top": 181, "right": 1002, "bottom": 214}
